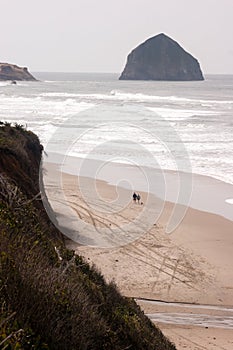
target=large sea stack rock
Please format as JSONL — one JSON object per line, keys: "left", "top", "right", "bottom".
{"left": 0, "top": 62, "right": 36, "bottom": 81}
{"left": 119, "top": 33, "right": 204, "bottom": 81}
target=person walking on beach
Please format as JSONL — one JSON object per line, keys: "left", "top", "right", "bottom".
{"left": 133, "top": 192, "right": 137, "bottom": 203}
{"left": 137, "top": 193, "right": 141, "bottom": 204}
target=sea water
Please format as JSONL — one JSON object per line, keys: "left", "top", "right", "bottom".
{"left": 1, "top": 72, "right": 233, "bottom": 225}
{"left": 0, "top": 72, "right": 232, "bottom": 185}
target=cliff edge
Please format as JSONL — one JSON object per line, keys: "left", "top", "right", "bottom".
{"left": 0, "top": 62, "right": 36, "bottom": 81}
{"left": 119, "top": 33, "right": 204, "bottom": 81}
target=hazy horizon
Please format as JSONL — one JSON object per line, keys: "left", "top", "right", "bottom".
{"left": 31, "top": 71, "right": 233, "bottom": 75}
{"left": 1, "top": 0, "right": 233, "bottom": 75}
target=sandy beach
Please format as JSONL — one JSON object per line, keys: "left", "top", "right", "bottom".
{"left": 43, "top": 162, "right": 233, "bottom": 350}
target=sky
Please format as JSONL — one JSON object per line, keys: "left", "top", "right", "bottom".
{"left": 1, "top": 0, "right": 233, "bottom": 74}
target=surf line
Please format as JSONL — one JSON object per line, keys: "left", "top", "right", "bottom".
{"left": 135, "top": 297, "right": 233, "bottom": 329}
{"left": 134, "top": 297, "right": 233, "bottom": 313}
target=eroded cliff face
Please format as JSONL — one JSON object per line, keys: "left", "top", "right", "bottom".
{"left": 119, "top": 33, "right": 204, "bottom": 81}
{"left": 0, "top": 62, "right": 36, "bottom": 81}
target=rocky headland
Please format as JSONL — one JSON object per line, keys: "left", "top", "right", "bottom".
{"left": 119, "top": 33, "right": 204, "bottom": 81}
{"left": 0, "top": 62, "right": 36, "bottom": 81}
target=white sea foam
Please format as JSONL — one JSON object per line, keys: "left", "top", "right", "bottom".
{"left": 148, "top": 107, "right": 219, "bottom": 120}
{"left": 0, "top": 95, "right": 93, "bottom": 118}
{"left": 226, "top": 198, "right": 233, "bottom": 204}
{"left": 40, "top": 91, "right": 233, "bottom": 105}
{"left": 0, "top": 82, "right": 10, "bottom": 87}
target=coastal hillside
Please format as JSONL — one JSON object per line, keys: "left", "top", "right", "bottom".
{"left": 0, "top": 122, "right": 176, "bottom": 349}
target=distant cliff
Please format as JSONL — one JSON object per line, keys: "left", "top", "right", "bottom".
{"left": 119, "top": 33, "right": 204, "bottom": 81}
{"left": 0, "top": 62, "right": 36, "bottom": 81}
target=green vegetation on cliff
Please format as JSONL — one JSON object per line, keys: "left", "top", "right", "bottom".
{"left": 0, "top": 123, "right": 176, "bottom": 349}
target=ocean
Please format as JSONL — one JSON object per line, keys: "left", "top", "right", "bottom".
{"left": 0, "top": 73, "right": 232, "bottom": 183}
